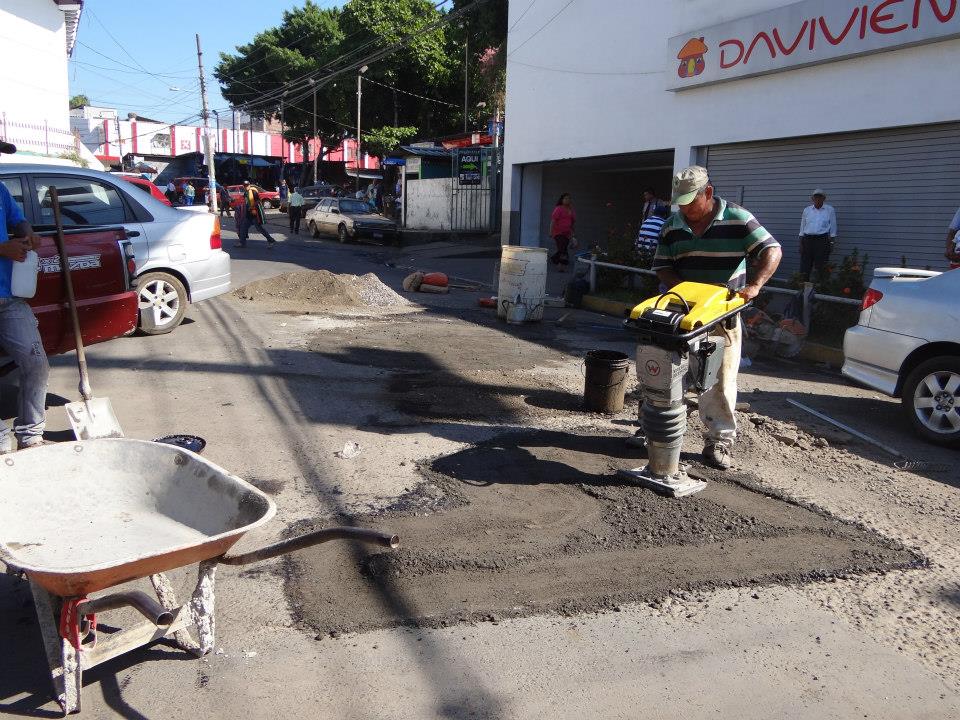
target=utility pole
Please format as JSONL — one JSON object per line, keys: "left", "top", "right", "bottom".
{"left": 280, "top": 91, "right": 287, "bottom": 189}
{"left": 356, "top": 65, "right": 368, "bottom": 191}
{"left": 463, "top": 35, "right": 469, "bottom": 133}
{"left": 114, "top": 115, "right": 123, "bottom": 170}
{"left": 195, "top": 33, "right": 217, "bottom": 214}
{"left": 311, "top": 82, "right": 318, "bottom": 185}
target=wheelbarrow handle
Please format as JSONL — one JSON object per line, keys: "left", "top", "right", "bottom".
{"left": 219, "top": 526, "right": 400, "bottom": 566}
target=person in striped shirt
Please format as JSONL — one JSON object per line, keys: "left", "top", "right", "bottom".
{"left": 635, "top": 204, "right": 670, "bottom": 253}
{"left": 650, "top": 166, "right": 782, "bottom": 470}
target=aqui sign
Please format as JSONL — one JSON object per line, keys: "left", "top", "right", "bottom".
{"left": 667, "top": 0, "right": 959, "bottom": 90}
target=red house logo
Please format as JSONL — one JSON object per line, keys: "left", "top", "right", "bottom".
{"left": 677, "top": 37, "right": 708, "bottom": 78}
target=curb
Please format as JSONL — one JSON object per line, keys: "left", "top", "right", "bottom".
{"left": 582, "top": 295, "right": 633, "bottom": 318}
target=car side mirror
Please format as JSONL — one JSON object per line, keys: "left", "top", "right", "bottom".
{"left": 330, "top": 208, "right": 340, "bottom": 214}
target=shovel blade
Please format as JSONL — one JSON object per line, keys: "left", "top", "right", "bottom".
{"left": 65, "top": 398, "right": 124, "bottom": 440}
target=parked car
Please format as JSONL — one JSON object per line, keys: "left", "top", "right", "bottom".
{"left": 842, "top": 267, "right": 960, "bottom": 447}
{"left": 280, "top": 183, "right": 340, "bottom": 213}
{"left": 172, "top": 176, "right": 210, "bottom": 204}
{"left": 0, "top": 164, "right": 230, "bottom": 335}
{"left": 224, "top": 184, "right": 280, "bottom": 209}
{"left": 304, "top": 197, "right": 399, "bottom": 244}
{"left": 116, "top": 174, "right": 171, "bottom": 206}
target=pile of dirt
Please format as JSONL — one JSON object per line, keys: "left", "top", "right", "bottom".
{"left": 286, "top": 430, "right": 919, "bottom": 636}
{"left": 233, "top": 270, "right": 410, "bottom": 313}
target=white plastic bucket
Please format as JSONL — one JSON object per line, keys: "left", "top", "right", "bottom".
{"left": 11, "top": 250, "right": 38, "bottom": 298}
{"left": 497, "top": 246, "right": 548, "bottom": 322}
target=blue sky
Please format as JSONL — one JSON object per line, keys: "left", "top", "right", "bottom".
{"left": 69, "top": 0, "right": 341, "bottom": 123}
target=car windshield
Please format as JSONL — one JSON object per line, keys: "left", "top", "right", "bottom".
{"left": 339, "top": 199, "right": 371, "bottom": 214}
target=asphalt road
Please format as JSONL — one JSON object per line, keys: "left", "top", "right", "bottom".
{"left": 0, "top": 220, "right": 956, "bottom": 719}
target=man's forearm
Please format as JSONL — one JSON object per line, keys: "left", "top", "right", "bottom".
{"left": 657, "top": 268, "right": 683, "bottom": 289}
{"left": 748, "top": 246, "right": 782, "bottom": 289}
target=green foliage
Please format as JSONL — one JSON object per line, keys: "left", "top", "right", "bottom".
{"left": 69, "top": 94, "right": 89, "bottom": 109}
{"left": 787, "top": 248, "right": 869, "bottom": 348}
{"left": 215, "top": 0, "right": 509, "bottom": 145}
{"left": 58, "top": 150, "right": 89, "bottom": 168}
{"left": 362, "top": 125, "right": 417, "bottom": 158}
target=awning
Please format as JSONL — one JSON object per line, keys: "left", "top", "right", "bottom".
{"left": 347, "top": 169, "right": 384, "bottom": 180}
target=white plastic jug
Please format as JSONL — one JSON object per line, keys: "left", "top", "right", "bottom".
{"left": 11, "top": 250, "right": 39, "bottom": 298}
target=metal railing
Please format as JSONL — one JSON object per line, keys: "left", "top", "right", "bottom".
{"left": 575, "top": 256, "right": 862, "bottom": 333}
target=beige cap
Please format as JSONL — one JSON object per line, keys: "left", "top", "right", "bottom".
{"left": 812, "top": 188, "right": 826, "bottom": 197}
{"left": 672, "top": 166, "right": 709, "bottom": 206}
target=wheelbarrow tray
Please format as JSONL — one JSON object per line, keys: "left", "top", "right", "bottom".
{"left": 0, "top": 439, "right": 276, "bottom": 597}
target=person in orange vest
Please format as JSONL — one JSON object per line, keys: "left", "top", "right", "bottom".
{"left": 235, "top": 180, "right": 277, "bottom": 249}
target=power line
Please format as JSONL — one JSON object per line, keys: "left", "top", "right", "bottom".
{"left": 71, "top": 59, "right": 195, "bottom": 79}
{"left": 507, "top": 0, "right": 577, "bottom": 57}
{"left": 510, "top": 60, "right": 663, "bottom": 77}
{"left": 75, "top": 41, "right": 194, "bottom": 80}
{"left": 362, "top": 76, "right": 458, "bottom": 108}
{"left": 507, "top": 0, "right": 539, "bottom": 31}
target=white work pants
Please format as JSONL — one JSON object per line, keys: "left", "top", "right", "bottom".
{"left": 698, "top": 322, "right": 742, "bottom": 447}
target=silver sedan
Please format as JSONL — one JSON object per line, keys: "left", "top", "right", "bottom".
{"left": 842, "top": 267, "right": 960, "bottom": 447}
{"left": 0, "top": 164, "right": 230, "bottom": 335}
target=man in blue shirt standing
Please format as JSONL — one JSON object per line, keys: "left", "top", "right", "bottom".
{"left": 0, "top": 181, "right": 49, "bottom": 452}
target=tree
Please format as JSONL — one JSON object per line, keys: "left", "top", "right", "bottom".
{"left": 69, "top": 94, "right": 89, "bottom": 109}
{"left": 362, "top": 125, "right": 417, "bottom": 158}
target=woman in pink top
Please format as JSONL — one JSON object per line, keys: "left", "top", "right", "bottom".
{"left": 549, "top": 193, "right": 576, "bottom": 271}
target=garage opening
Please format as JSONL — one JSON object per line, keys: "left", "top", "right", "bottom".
{"left": 537, "top": 150, "right": 675, "bottom": 253}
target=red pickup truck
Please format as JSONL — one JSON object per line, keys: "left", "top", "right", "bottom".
{"left": 13, "top": 226, "right": 138, "bottom": 361}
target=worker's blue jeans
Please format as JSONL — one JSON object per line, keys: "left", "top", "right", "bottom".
{"left": 0, "top": 299, "right": 49, "bottom": 448}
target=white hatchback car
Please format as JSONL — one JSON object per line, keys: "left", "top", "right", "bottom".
{"left": 0, "top": 164, "right": 230, "bottom": 334}
{"left": 842, "top": 267, "right": 960, "bottom": 447}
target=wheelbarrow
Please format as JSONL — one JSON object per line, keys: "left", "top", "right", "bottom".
{"left": 0, "top": 439, "right": 399, "bottom": 715}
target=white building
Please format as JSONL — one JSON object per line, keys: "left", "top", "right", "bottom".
{"left": 0, "top": 0, "right": 96, "bottom": 164}
{"left": 502, "top": 0, "right": 960, "bottom": 274}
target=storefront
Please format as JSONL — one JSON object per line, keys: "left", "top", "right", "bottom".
{"left": 502, "top": 0, "right": 960, "bottom": 275}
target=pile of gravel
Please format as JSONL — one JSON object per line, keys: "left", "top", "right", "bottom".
{"left": 234, "top": 270, "right": 410, "bottom": 312}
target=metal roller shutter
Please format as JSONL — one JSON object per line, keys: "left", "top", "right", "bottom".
{"left": 706, "top": 123, "right": 960, "bottom": 277}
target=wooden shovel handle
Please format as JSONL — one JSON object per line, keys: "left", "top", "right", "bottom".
{"left": 49, "top": 187, "right": 92, "bottom": 400}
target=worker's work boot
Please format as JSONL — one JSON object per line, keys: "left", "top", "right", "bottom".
{"left": 702, "top": 441, "right": 732, "bottom": 470}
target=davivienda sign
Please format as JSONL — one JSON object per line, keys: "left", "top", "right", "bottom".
{"left": 667, "top": 0, "right": 959, "bottom": 90}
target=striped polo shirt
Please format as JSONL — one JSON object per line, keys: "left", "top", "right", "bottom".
{"left": 652, "top": 197, "right": 779, "bottom": 290}
{"left": 636, "top": 215, "right": 666, "bottom": 251}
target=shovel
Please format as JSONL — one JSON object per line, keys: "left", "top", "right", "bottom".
{"left": 49, "top": 186, "right": 124, "bottom": 440}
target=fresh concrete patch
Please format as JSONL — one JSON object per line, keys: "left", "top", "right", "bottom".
{"left": 287, "top": 429, "right": 920, "bottom": 636}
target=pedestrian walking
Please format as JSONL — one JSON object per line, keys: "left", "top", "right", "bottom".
{"left": 0, "top": 182, "right": 49, "bottom": 452}
{"left": 549, "top": 193, "right": 576, "bottom": 272}
{"left": 183, "top": 182, "right": 196, "bottom": 206}
{"left": 235, "top": 180, "right": 277, "bottom": 248}
{"left": 650, "top": 166, "right": 782, "bottom": 470}
{"left": 288, "top": 186, "right": 304, "bottom": 235}
{"left": 798, "top": 189, "right": 838, "bottom": 283}
{"left": 164, "top": 181, "right": 177, "bottom": 205}
{"left": 945, "top": 204, "right": 960, "bottom": 270}
{"left": 218, "top": 184, "right": 231, "bottom": 217}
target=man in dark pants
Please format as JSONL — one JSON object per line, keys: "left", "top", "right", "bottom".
{"left": 798, "top": 189, "right": 838, "bottom": 283}
{"left": 235, "top": 180, "right": 276, "bottom": 248}
{"left": 288, "top": 186, "right": 304, "bottom": 235}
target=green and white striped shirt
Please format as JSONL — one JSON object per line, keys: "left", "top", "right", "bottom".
{"left": 652, "top": 197, "right": 779, "bottom": 290}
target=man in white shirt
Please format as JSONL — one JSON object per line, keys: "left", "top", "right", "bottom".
{"left": 798, "top": 188, "right": 838, "bottom": 283}
{"left": 945, "top": 205, "right": 960, "bottom": 270}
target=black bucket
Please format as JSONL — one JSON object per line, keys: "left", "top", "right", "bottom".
{"left": 583, "top": 350, "right": 630, "bottom": 414}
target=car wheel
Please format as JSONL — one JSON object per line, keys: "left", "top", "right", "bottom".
{"left": 902, "top": 356, "right": 960, "bottom": 447}
{"left": 136, "top": 272, "right": 187, "bottom": 336}
{"left": 337, "top": 223, "right": 348, "bottom": 243}
{"left": 309, "top": 220, "right": 320, "bottom": 239}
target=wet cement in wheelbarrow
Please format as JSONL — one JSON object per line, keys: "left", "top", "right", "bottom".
{"left": 287, "top": 430, "right": 921, "bottom": 636}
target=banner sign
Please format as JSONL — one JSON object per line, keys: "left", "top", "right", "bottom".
{"left": 667, "top": 0, "right": 960, "bottom": 90}
{"left": 458, "top": 150, "right": 482, "bottom": 185}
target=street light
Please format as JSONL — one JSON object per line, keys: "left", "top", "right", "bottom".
{"left": 356, "top": 65, "right": 368, "bottom": 191}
